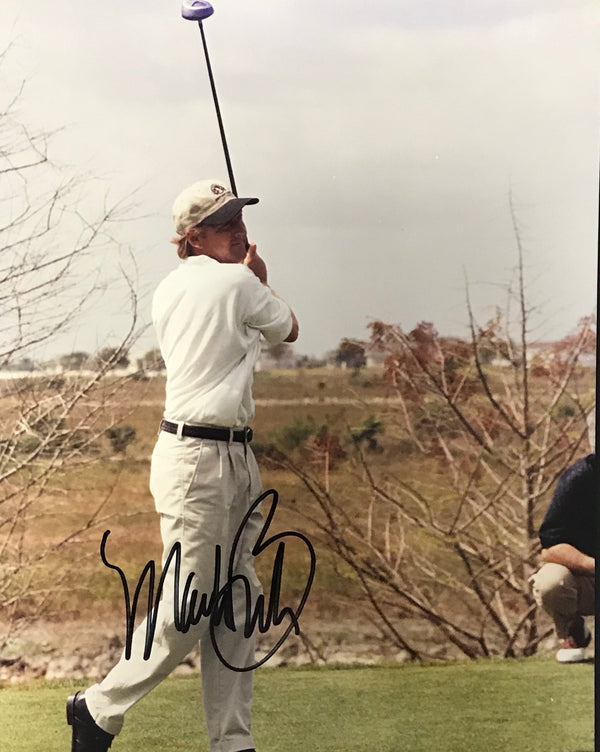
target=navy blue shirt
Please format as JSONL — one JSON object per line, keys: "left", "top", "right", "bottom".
{"left": 539, "top": 454, "right": 598, "bottom": 558}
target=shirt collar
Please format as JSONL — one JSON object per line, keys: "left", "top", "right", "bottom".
{"left": 183, "top": 254, "right": 217, "bottom": 265}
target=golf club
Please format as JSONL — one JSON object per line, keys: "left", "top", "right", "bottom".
{"left": 182, "top": 1, "right": 238, "bottom": 197}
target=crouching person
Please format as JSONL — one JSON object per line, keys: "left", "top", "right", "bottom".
{"left": 530, "top": 441, "right": 597, "bottom": 663}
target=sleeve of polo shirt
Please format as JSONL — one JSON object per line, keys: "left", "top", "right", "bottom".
{"left": 242, "top": 273, "right": 293, "bottom": 344}
{"left": 538, "top": 458, "right": 589, "bottom": 549}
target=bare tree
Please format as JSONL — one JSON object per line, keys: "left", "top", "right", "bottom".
{"left": 0, "top": 53, "right": 141, "bottom": 647}
{"left": 277, "top": 242, "right": 595, "bottom": 660}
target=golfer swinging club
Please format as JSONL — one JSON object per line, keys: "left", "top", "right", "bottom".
{"left": 66, "top": 179, "right": 299, "bottom": 752}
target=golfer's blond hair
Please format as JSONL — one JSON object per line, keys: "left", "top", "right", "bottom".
{"left": 171, "top": 235, "right": 192, "bottom": 260}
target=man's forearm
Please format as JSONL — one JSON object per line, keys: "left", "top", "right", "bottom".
{"left": 267, "top": 286, "right": 298, "bottom": 342}
{"left": 284, "top": 310, "right": 299, "bottom": 342}
{"left": 541, "top": 543, "right": 595, "bottom": 574}
{"left": 242, "top": 245, "right": 299, "bottom": 342}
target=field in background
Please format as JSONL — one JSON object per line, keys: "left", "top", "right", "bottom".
{"left": 1, "top": 659, "right": 594, "bottom": 752}
{"left": 10, "top": 368, "right": 398, "bottom": 624}
{"left": 2, "top": 364, "right": 594, "bottom": 661}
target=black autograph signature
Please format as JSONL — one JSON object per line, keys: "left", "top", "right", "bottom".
{"left": 100, "top": 489, "right": 316, "bottom": 672}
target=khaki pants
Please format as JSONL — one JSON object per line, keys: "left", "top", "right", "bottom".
{"left": 529, "top": 563, "right": 595, "bottom": 639}
{"left": 85, "top": 431, "right": 264, "bottom": 752}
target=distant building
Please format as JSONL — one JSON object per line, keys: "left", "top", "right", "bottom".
{"left": 527, "top": 341, "right": 595, "bottom": 368}
{"left": 365, "top": 346, "right": 386, "bottom": 369}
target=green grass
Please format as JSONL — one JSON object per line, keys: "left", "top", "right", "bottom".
{"left": 1, "top": 659, "right": 594, "bottom": 752}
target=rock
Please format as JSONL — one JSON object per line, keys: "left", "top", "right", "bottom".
{"left": 45, "top": 656, "right": 86, "bottom": 681}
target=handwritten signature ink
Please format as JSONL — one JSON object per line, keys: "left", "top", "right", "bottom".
{"left": 100, "top": 489, "right": 316, "bottom": 672}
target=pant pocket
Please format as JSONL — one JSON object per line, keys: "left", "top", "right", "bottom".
{"left": 149, "top": 438, "right": 208, "bottom": 516}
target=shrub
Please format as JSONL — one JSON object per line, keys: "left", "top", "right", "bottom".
{"left": 106, "top": 424, "right": 136, "bottom": 453}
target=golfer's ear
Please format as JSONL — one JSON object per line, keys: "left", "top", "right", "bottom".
{"left": 186, "top": 227, "right": 203, "bottom": 252}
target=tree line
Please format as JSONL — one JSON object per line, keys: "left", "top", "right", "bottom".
{"left": 2, "top": 348, "right": 166, "bottom": 374}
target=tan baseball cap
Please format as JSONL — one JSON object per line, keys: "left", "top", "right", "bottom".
{"left": 172, "top": 180, "right": 259, "bottom": 234}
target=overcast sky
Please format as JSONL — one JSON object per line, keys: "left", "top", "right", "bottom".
{"left": 3, "top": 0, "right": 599, "bottom": 358}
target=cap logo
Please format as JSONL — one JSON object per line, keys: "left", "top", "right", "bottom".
{"left": 211, "top": 183, "right": 227, "bottom": 195}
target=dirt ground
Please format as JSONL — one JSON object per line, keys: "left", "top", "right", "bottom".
{"left": 0, "top": 614, "right": 411, "bottom": 684}
{"left": 2, "top": 610, "right": 593, "bottom": 685}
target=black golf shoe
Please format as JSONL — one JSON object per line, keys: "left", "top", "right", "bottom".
{"left": 66, "top": 691, "right": 114, "bottom": 752}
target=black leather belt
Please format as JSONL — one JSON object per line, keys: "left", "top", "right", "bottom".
{"left": 159, "top": 420, "right": 253, "bottom": 443}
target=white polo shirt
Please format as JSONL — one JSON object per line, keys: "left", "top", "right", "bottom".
{"left": 152, "top": 255, "right": 293, "bottom": 427}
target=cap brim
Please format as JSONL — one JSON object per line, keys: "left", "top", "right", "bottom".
{"left": 201, "top": 197, "right": 259, "bottom": 226}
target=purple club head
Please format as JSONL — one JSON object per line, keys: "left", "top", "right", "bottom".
{"left": 182, "top": 1, "right": 214, "bottom": 21}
